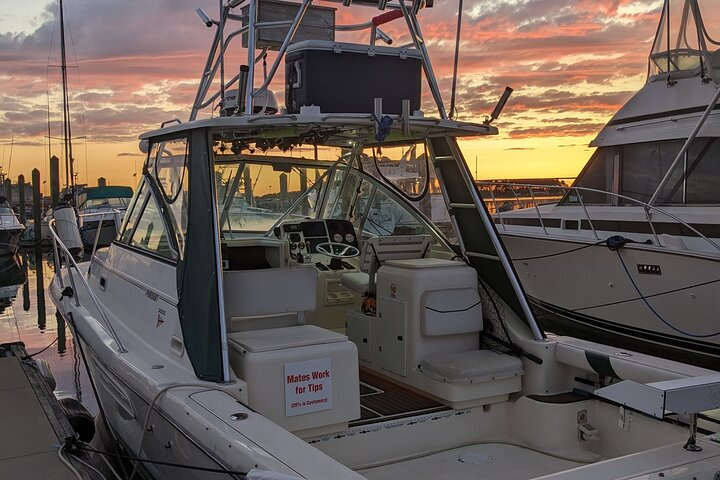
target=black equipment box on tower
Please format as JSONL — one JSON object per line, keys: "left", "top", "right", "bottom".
{"left": 285, "top": 40, "right": 422, "bottom": 115}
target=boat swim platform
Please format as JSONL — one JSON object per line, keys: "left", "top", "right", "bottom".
{"left": 0, "top": 342, "right": 93, "bottom": 480}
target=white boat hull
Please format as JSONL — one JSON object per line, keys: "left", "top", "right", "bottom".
{"left": 50, "top": 260, "right": 362, "bottom": 480}
{"left": 501, "top": 232, "right": 720, "bottom": 368}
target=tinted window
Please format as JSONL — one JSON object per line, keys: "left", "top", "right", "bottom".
{"left": 621, "top": 140, "right": 684, "bottom": 204}
{"left": 148, "top": 137, "right": 189, "bottom": 256}
{"left": 118, "top": 181, "right": 149, "bottom": 243}
{"left": 567, "top": 147, "right": 615, "bottom": 204}
{"left": 686, "top": 138, "right": 720, "bottom": 204}
{"left": 129, "top": 195, "right": 176, "bottom": 260}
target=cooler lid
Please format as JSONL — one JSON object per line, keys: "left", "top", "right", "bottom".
{"left": 384, "top": 258, "right": 465, "bottom": 269}
{"left": 228, "top": 325, "right": 347, "bottom": 353}
{"left": 286, "top": 40, "right": 423, "bottom": 60}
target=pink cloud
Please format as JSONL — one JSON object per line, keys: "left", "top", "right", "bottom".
{"left": 1, "top": 0, "right": 666, "bottom": 155}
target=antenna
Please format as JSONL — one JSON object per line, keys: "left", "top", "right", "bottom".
{"left": 486, "top": 86, "right": 513, "bottom": 124}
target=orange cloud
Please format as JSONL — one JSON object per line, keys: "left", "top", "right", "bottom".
{"left": 0, "top": 0, "right": 665, "bottom": 185}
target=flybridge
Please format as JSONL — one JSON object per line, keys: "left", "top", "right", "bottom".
{"left": 189, "top": 0, "right": 448, "bottom": 122}
{"left": 649, "top": 0, "right": 720, "bottom": 85}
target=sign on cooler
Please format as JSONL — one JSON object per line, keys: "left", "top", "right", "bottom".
{"left": 284, "top": 357, "right": 333, "bottom": 416}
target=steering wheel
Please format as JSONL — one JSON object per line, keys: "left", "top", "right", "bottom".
{"left": 315, "top": 241, "right": 360, "bottom": 258}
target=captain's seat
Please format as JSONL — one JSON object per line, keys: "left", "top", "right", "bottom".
{"left": 340, "top": 234, "right": 432, "bottom": 296}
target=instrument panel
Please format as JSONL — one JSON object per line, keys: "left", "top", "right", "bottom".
{"left": 279, "top": 219, "right": 359, "bottom": 269}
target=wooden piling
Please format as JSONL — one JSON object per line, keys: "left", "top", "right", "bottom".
{"left": 21, "top": 254, "right": 30, "bottom": 312}
{"left": 32, "top": 170, "right": 41, "bottom": 244}
{"left": 49, "top": 155, "right": 60, "bottom": 209}
{"left": 3, "top": 178, "right": 11, "bottom": 205}
{"left": 17, "top": 174, "right": 25, "bottom": 225}
{"left": 32, "top": 169, "right": 45, "bottom": 330}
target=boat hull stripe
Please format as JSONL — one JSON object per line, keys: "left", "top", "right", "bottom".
{"left": 585, "top": 350, "right": 619, "bottom": 379}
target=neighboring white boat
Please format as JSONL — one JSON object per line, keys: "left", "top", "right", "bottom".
{"left": 486, "top": 0, "right": 720, "bottom": 370}
{"left": 77, "top": 186, "right": 133, "bottom": 249}
{"left": 49, "top": 1, "right": 720, "bottom": 479}
{"left": 0, "top": 197, "right": 25, "bottom": 256}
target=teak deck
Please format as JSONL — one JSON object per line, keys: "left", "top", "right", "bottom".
{"left": 354, "top": 367, "right": 448, "bottom": 426}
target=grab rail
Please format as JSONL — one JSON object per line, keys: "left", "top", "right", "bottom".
{"left": 477, "top": 181, "right": 720, "bottom": 254}
{"left": 49, "top": 218, "right": 127, "bottom": 353}
{"left": 78, "top": 209, "right": 123, "bottom": 261}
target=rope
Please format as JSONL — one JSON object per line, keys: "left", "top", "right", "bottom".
{"left": 614, "top": 248, "right": 720, "bottom": 338}
{"left": 67, "top": 314, "right": 131, "bottom": 479}
{"left": 77, "top": 443, "right": 248, "bottom": 477}
{"left": 512, "top": 239, "right": 607, "bottom": 261}
{"left": 22, "top": 336, "right": 58, "bottom": 359}
{"left": 127, "top": 383, "right": 230, "bottom": 480}
{"left": 57, "top": 442, "right": 85, "bottom": 480}
{"left": 574, "top": 276, "right": 720, "bottom": 311}
{"left": 65, "top": 449, "right": 109, "bottom": 480}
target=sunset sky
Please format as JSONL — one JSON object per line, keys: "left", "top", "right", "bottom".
{"left": 0, "top": 0, "right": 664, "bottom": 192}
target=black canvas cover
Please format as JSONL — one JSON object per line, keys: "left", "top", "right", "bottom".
{"left": 176, "top": 129, "right": 224, "bottom": 382}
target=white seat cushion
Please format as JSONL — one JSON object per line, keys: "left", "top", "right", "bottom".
{"left": 224, "top": 266, "right": 317, "bottom": 317}
{"left": 421, "top": 350, "right": 523, "bottom": 384}
{"left": 340, "top": 271, "right": 370, "bottom": 294}
{"left": 228, "top": 325, "right": 347, "bottom": 353}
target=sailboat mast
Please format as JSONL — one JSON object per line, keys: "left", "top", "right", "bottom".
{"left": 59, "top": 0, "right": 75, "bottom": 199}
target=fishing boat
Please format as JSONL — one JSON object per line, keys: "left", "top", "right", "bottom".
{"left": 50, "top": 1, "right": 720, "bottom": 479}
{"left": 484, "top": 0, "right": 720, "bottom": 370}
{"left": 77, "top": 185, "right": 133, "bottom": 249}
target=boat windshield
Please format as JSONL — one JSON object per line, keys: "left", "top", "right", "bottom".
{"left": 649, "top": 0, "right": 720, "bottom": 78}
{"left": 81, "top": 197, "right": 131, "bottom": 209}
{"left": 213, "top": 143, "right": 341, "bottom": 235}
{"left": 211, "top": 131, "right": 456, "bottom": 249}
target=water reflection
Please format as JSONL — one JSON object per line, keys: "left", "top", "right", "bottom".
{"left": 0, "top": 247, "right": 95, "bottom": 414}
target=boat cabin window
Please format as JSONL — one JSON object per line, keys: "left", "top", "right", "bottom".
{"left": 564, "top": 138, "right": 720, "bottom": 206}
{"left": 148, "top": 137, "right": 189, "bottom": 255}
{"left": 81, "top": 197, "right": 131, "bottom": 210}
{"left": 564, "top": 147, "right": 615, "bottom": 205}
{"left": 210, "top": 130, "right": 456, "bottom": 258}
{"left": 620, "top": 140, "right": 684, "bottom": 204}
{"left": 214, "top": 157, "right": 334, "bottom": 236}
{"left": 128, "top": 194, "right": 176, "bottom": 260}
{"left": 117, "top": 181, "right": 149, "bottom": 244}
{"left": 686, "top": 137, "right": 720, "bottom": 204}
{"left": 358, "top": 144, "right": 456, "bottom": 243}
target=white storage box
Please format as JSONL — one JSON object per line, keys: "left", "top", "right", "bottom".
{"left": 228, "top": 325, "right": 360, "bottom": 434}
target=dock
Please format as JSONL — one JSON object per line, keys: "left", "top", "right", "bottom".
{"left": 0, "top": 342, "right": 94, "bottom": 479}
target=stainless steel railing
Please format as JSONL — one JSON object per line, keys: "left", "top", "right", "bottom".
{"left": 49, "top": 218, "right": 127, "bottom": 353}
{"left": 477, "top": 181, "right": 720, "bottom": 254}
{"left": 78, "top": 208, "right": 123, "bottom": 260}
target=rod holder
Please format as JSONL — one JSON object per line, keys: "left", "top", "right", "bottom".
{"left": 402, "top": 99, "right": 411, "bottom": 136}
{"left": 237, "top": 65, "right": 250, "bottom": 115}
{"left": 487, "top": 86, "right": 513, "bottom": 124}
{"left": 684, "top": 413, "right": 702, "bottom": 452}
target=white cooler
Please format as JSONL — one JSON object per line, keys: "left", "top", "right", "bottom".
{"left": 228, "top": 325, "right": 360, "bottom": 434}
